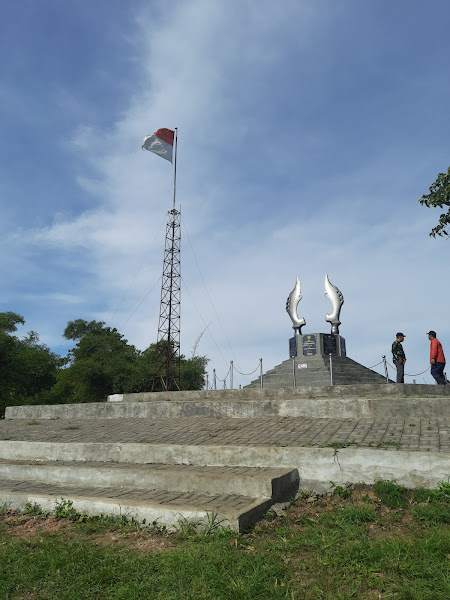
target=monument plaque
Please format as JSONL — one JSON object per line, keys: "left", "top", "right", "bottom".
{"left": 302, "top": 334, "right": 317, "bottom": 356}
{"left": 340, "top": 336, "right": 346, "bottom": 357}
{"left": 289, "top": 336, "right": 297, "bottom": 358}
{"left": 323, "top": 334, "right": 337, "bottom": 355}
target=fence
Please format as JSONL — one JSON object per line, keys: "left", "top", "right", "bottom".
{"left": 205, "top": 355, "right": 437, "bottom": 390}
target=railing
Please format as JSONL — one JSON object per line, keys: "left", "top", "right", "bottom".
{"left": 206, "top": 355, "right": 437, "bottom": 390}
{"left": 205, "top": 359, "right": 263, "bottom": 390}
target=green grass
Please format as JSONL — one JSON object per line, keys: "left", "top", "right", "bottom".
{"left": 0, "top": 481, "right": 448, "bottom": 599}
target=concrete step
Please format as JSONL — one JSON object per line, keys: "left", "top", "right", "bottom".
{"left": 0, "top": 480, "right": 273, "bottom": 533}
{"left": 0, "top": 460, "right": 299, "bottom": 533}
{"left": 5, "top": 389, "right": 450, "bottom": 421}
{"left": 245, "top": 354, "right": 391, "bottom": 388}
{"left": 0, "top": 460, "right": 298, "bottom": 500}
{"left": 0, "top": 417, "right": 448, "bottom": 511}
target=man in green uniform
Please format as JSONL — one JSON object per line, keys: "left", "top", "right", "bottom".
{"left": 392, "top": 332, "right": 406, "bottom": 383}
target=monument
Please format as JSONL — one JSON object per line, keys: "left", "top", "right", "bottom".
{"left": 245, "top": 275, "right": 388, "bottom": 388}
{"left": 286, "top": 274, "right": 346, "bottom": 360}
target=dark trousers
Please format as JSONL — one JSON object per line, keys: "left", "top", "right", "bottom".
{"left": 394, "top": 360, "right": 404, "bottom": 383}
{"left": 431, "top": 362, "right": 446, "bottom": 384}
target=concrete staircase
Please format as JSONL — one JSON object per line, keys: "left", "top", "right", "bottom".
{"left": 245, "top": 355, "right": 391, "bottom": 388}
{"left": 2, "top": 384, "right": 449, "bottom": 532}
{"left": 0, "top": 450, "right": 298, "bottom": 533}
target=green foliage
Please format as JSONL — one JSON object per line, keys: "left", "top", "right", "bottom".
{"left": 132, "top": 341, "right": 208, "bottom": 394}
{"left": 2, "top": 482, "right": 450, "bottom": 599}
{"left": 373, "top": 480, "right": 407, "bottom": 508}
{"left": 23, "top": 502, "right": 44, "bottom": 516}
{"left": 418, "top": 166, "right": 450, "bottom": 237}
{"left": 63, "top": 319, "right": 106, "bottom": 341}
{"left": 0, "top": 313, "right": 63, "bottom": 417}
{"left": 437, "top": 479, "right": 450, "bottom": 499}
{"left": 53, "top": 339, "right": 137, "bottom": 404}
{"left": 53, "top": 498, "right": 82, "bottom": 521}
{"left": 336, "top": 506, "right": 377, "bottom": 524}
{"left": 0, "top": 312, "right": 25, "bottom": 333}
{"left": 412, "top": 503, "right": 450, "bottom": 524}
{"left": 181, "top": 354, "right": 208, "bottom": 390}
{"left": 0, "top": 314, "right": 208, "bottom": 411}
{"left": 57, "top": 320, "right": 208, "bottom": 402}
{"left": 374, "top": 480, "right": 450, "bottom": 510}
{"left": 330, "top": 481, "right": 352, "bottom": 499}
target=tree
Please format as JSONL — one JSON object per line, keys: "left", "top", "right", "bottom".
{"left": 63, "top": 319, "right": 106, "bottom": 341}
{"left": 0, "top": 313, "right": 62, "bottom": 416}
{"left": 0, "top": 314, "right": 209, "bottom": 411}
{"left": 53, "top": 320, "right": 138, "bottom": 403}
{"left": 418, "top": 166, "right": 450, "bottom": 237}
{"left": 132, "top": 341, "right": 208, "bottom": 393}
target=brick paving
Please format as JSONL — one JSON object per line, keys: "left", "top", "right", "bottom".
{"left": 0, "top": 416, "right": 449, "bottom": 452}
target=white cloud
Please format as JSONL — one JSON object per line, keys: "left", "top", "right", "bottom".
{"left": 2, "top": 0, "right": 449, "bottom": 389}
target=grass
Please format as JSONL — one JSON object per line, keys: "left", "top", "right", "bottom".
{"left": 0, "top": 481, "right": 448, "bottom": 599}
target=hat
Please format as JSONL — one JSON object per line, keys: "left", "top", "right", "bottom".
{"left": 427, "top": 330, "right": 436, "bottom": 337}
{"left": 396, "top": 332, "right": 405, "bottom": 337}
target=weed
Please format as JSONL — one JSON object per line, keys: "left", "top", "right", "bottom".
{"left": 295, "top": 488, "right": 314, "bottom": 500}
{"left": 175, "top": 512, "right": 233, "bottom": 538}
{"left": 26, "top": 420, "right": 40, "bottom": 426}
{"left": 23, "top": 502, "right": 44, "bottom": 516}
{"left": 337, "top": 505, "right": 377, "bottom": 524}
{"left": 203, "top": 512, "right": 233, "bottom": 537}
{"left": 330, "top": 481, "right": 352, "bottom": 499}
{"left": 88, "top": 513, "right": 131, "bottom": 526}
{"left": 175, "top": 515, "right": 201, "bottom": 537}
{"left": 412, "top": 504, "right": 450, "bottom": 524}
{"left": 373, "top": 480, "right": 407, "bottom": 508}
{"left": 0, "top": 502, "right": 10, "bottom": 515}
{"left": 437, "top": 479, "right": 450, "bottom": 500}
{"left": 54, "top": 498, "right": 83, "bottom": 521}
{"left": 327, "top": 441, "right": 346, "bottom": 449}
{"left": 148, "top": 519, "right": 167, "bottom": 533}
{"left": 80, "top": 512, "right": 146, "bottom": 534}
{"left": 327, "top": 441, "right": 359, "bottom": 449}
{"left": 376, "top": 440, "right": 401, "bottom": 448}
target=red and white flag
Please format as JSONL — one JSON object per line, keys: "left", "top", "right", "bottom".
{"left": 142, "top": 128, "right": 174, "bottom": 162}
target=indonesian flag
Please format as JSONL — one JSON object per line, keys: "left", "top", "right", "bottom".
{"left": 142, "top": 128, "right": 174, "bottom": 162}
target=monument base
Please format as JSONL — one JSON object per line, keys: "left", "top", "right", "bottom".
{"left": 289, "top": 332, "right": 346, "bottom": 359}
{"left": 245, "top": 333, "right": 390, "bottom": 388}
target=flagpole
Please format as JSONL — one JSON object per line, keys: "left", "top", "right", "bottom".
{"left": 172, "top": 127, "right": 178, "bottom": 210}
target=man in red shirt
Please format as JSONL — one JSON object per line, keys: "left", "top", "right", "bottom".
{"left": 427, "top": 330, "right": 446, "bottom": 385}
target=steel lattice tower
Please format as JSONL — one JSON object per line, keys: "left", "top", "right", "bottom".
{"left": 152, "top": 207, "right": 181, "bottom": 391}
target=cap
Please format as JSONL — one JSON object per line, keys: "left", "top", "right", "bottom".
{"left": 396, "top": 332, "right": 406, "bottom": 337}
{"left": 426, "top": 330, "right": 436, "bottom": 337}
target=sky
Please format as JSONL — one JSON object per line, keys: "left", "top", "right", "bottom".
{"left": 1, "top": 0, "right": 449, "bottom": 388}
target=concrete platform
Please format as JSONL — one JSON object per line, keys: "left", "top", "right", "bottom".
{"left": 5, "top": 383, "right": 450, "bottom": 420}
{"left": 1, "top": 385, "right": 449, "bottom": 531}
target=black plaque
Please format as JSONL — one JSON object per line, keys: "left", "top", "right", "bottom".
{"left": 340, "top": 336, "right": 346, "bottom": 357}
{"left": 289, "top": 336, "right": 297, "bottom": 358}
{"left": 302, "top": 334, "right": 316, "bottom": 356}
{"left": 323, "top": 334, "right": 337, "bottom": 355}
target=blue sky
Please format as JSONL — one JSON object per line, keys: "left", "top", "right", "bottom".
{"left": 1, "top": 0, "right": 449, "bottom": 387}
